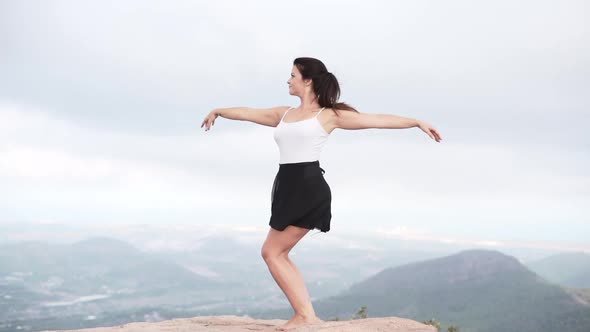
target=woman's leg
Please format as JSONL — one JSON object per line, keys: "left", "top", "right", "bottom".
{"left": 261, "top": 225, "right": 321, "bottom": 330}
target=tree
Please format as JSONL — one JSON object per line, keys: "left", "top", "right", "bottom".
{"left": 352, "top": 305, "right": 368, "bottom": 319}
{"left": 422, "top": 318, "right": 441, "bottom": 330}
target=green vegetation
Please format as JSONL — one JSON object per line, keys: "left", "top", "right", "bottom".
{"left": 327, "top": 305, "right": 367, "bottom": 321}
{"left": 423, "top": 318, "right": 461, "bottom": 331}
{"left": 422, "top": 318, "right": 441, "bottom": 329}
{"left": 352, "top": 305, "right": 368, "bottom": 319}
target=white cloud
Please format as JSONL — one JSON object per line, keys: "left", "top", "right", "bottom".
{"left": 1, "top": 1, "right": 588, "bottom": 245}
{"left": 1, "top": 101, "right": 588, "bottom": 245}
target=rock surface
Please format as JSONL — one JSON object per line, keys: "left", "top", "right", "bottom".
{"left": 42, "top": 315, "right": 438, "bottom": 332}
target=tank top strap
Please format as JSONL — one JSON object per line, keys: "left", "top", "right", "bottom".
{"left": 280, "top": 107, "right": 293, "bottom": 121}
{"left": 314, "top": 107, "right": 326, "bottom": 118}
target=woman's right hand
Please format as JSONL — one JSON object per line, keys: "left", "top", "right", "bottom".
{"left": 201, "top": 110, "right": 219, "bottom": 132}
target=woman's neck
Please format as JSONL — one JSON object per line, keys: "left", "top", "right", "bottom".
{"left": 298, "top": 95, "right": 320, "bottom": 111}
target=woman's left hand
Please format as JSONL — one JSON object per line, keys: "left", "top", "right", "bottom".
{"left": 417, "top": 120, "right": 442, "bottom": 142}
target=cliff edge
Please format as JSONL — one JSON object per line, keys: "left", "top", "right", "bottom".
{"left": 41, "top": 315, "right": 437, "bottom": 332}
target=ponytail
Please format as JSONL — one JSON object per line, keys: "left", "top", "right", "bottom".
{"left": 294, "top": 57, "right": 359, "bottom": 115}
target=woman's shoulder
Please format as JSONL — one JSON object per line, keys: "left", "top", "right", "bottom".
{"left": 323, "top": 106, "right": 347, "bottom": 116}
{"left": 270, "top": 105, "right": 292, "bottom": 111}
{"left": 276, "top": 105, "right": 293, "bottom": 116}
{"left": 321, "top": 107, "right": 359, "bottom": 130}
{"left": 263, "top": 105, "right": 291, "bottom": 117}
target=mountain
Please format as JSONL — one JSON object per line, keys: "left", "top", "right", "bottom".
{"left": 0, "top": 237, "right": 226, "bottom": 331}
{"left": 1, "top": 235, "right": 449, "bottom": 331}
{"left": 0, "top": 237, "right": 221, "bottom": 293}
{"left": 525, "top": 252, "right": 590, "bottom": 288}
{"left": 250, "top": 249, "right": 590, "bottom": 332}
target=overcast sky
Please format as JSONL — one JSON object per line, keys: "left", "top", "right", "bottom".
{"left": 1, "top": 0, "right": 588, "bottom": 252}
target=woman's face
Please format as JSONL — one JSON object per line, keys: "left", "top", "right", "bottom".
{"left": 287, "top": 65, "right": 309, "bottom": 96}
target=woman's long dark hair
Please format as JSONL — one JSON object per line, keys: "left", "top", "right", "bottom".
{"left": 293, "top": 57, "right": 359, "bottom": 115}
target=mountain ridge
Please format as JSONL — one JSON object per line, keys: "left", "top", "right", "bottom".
{"left": 251, "top": 249, "right": 590, "bottom": 332}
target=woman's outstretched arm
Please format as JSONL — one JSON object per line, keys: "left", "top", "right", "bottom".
{"left": 335, "top": 111, "right": 442, "bottom": 142}
{"left": 201, "top": 106, "right": 290, "bottom": 131}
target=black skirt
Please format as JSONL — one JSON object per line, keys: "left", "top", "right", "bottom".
{"left": 269, "top": 160, "right": 332, "bottom": 233}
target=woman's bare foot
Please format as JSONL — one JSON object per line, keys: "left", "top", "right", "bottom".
{"left": 275, "top": 313, "right": 323, "bottom": 331}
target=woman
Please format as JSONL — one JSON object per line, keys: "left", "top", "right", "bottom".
{"left": 201, "top": 57, "right": 442, "bottom": 331}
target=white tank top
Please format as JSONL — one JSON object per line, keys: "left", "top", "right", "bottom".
{"left": 273, "top": 106, "right": 330, "bottom": 164}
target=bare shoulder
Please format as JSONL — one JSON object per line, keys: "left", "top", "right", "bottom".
{"left": 242, "top": 105, "right": 291, "bottom": 127}
{"left": 273, "top": 105, "right": 292, "bottom": 117}
{"left": 319, "top": 107, "right": 341, "bottom": 134}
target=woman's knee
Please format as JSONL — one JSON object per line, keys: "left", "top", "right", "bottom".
{"left": 260, "top": 235, "right": 290, "bottom": 261}
{"left": 261, "top": 243, "right": 285, "bottom": 261}
{"left": 261, "top": 225, "right": 309, "bottom": 261}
